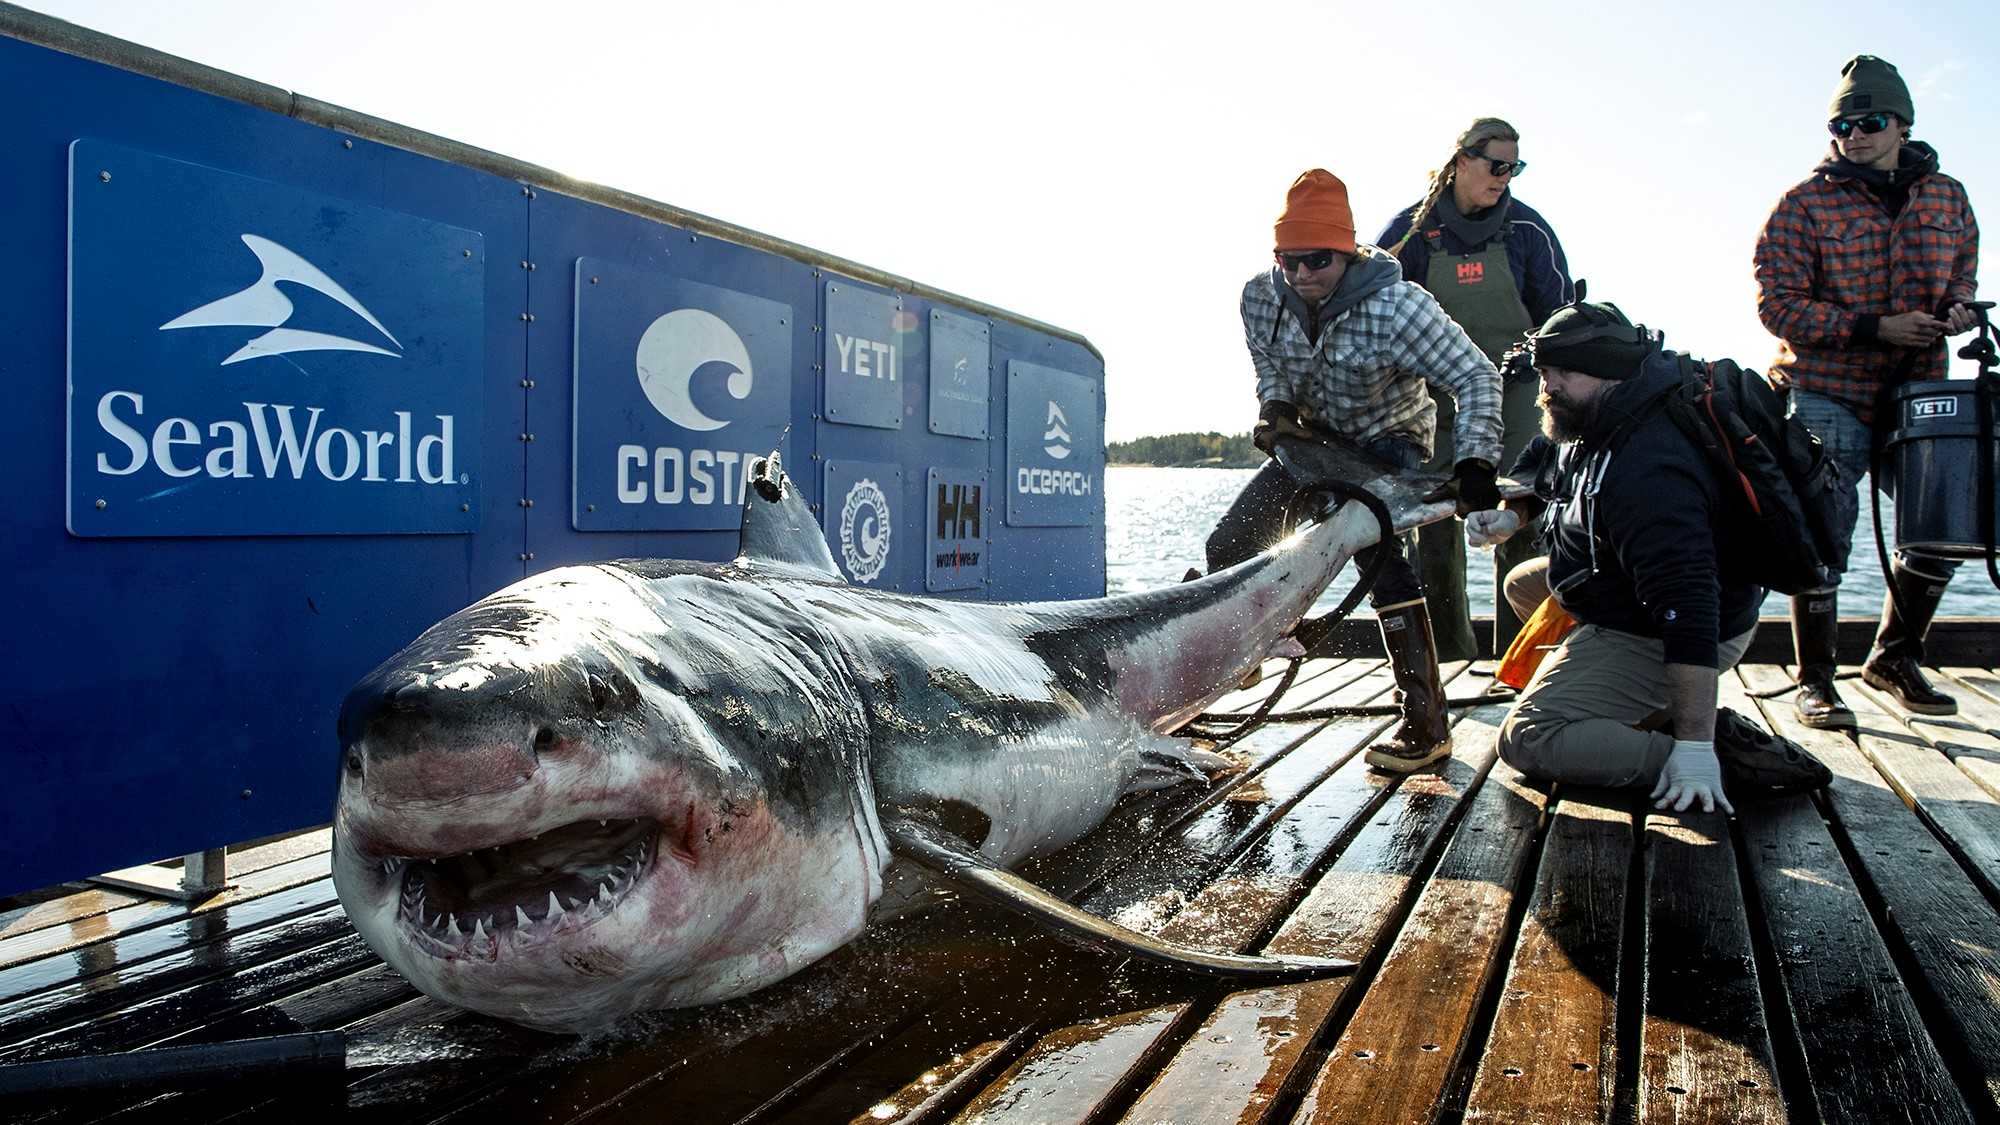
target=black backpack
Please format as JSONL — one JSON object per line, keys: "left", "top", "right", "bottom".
{"left": 1657, "top": 356, "right": 1855, "bottom": 595}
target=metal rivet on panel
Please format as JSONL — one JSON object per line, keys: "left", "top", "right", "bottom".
{"left": 342, "top": 138, "right": 354, "bottom": 149}
{"left": 688, "top": 234, "right": 696, "bottom": 241}
{"left": 95, "top": 498, "right": 107, "bottom": 509}
{"left": 587, "top": 504, "right": 596, "bottom": 512}
{"left": 462, "top": 249, "right": 472, "bottom": 258}
{"left": 241, "top": 789, "right": 254, "bottom": 798}
{"left": 521, "top": 185, "right": 531, "bottom": 196}
{"left": 518, "top": 498, "right": 534, "bottom": 508}
{"left": 460, "top": 503, "right": 470, "bottom": 512}
{"left": 528, "top": 262, "right": 536, "bottom": 270}
{"left": 519, "top": 433, "right": 530, "bottom": 442}
{"left": 520, "top": 313, "right": 530, "bottom": 322}
{"left": 520, "top": 260, "right": 530, "bottom": 269}
{"left": 591, "top": 277, "right": 599, "bottom": 284}
{"left": 525, "top": 433, "right": 535, "bottom": 442}
{"left": 98, "top": 171, "right": 110, "bottom": 182}
{"left": 526, "top": 313, "right": 535, "bottom": 322}
{"left": 524, "top": 379, "right": 536, "bottom": 388}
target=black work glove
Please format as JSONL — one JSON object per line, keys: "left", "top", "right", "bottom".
{"left": 1252, "top": 400, "right": 1311, "bottom": 457}
{"left": 1499, "top": 343, "right": 1538, "bottom": 384}
{"left": 1425, "top": 457, "right": 1501, "bottom": 514}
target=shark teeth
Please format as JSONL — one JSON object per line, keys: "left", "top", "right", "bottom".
{"left": 391, "top": 820, "right": 659, "bottom": 957}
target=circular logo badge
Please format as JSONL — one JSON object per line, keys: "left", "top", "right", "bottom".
{"left": 839, "top": 478, "right": 892, "bottom": 584}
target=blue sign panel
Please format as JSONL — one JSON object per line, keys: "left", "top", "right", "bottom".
{"left": 927, "top": 467, "right": 989, "bottom": 592}
{"left": 66, "top": 141, "right": 485, "bottom": 537}
{"left": 823, "top": 459, "right": 904, "bottom": 587}
{"left": 1006, "top": 360, "right": 1101, "bottom": 527}
{"left": 573, "top": 257, "right": 794, "bottom": 531}
{"left": 823, "top": 279, "right": 904, "bottom": 430}
{"left": 928, "top": 309, "right": 990, "bottom": 439}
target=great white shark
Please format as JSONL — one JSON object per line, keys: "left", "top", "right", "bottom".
{"left": 332, "top": 440, "right": 1486, "bottom": 1032}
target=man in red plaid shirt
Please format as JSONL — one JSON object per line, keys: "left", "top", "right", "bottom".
{"left": 1755, "top": 55, "right": 1982, "bottom": 727}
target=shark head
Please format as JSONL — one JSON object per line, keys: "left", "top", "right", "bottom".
{"left": 331, "top": 562, "right": 889, "bottom": 1032}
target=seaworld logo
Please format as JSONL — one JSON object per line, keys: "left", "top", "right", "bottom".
{"left": 159, "top": 234, "right": 403, "bottom": 366}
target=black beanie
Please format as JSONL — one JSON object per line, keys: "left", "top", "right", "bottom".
{"left": 1829, "top": 55, "right": 1914, "bottom": 125}
{"left": 1527, "top": 302, "right": 1651, "bottom": 381}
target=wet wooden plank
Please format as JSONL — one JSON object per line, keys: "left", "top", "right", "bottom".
{"left": 1118, "top": 696, "right": 1509, "bottom": 1125}
{"left": 1462, "top": 788, "right": 1629, "bottom": 1124}
{"left": 1293, "top": 762, "right": 1548, "bottom": 1123}
{"left": 1730, "top": 675, "right": 1973, "bottom": 1125}
{"left": 1927, "top": 669, "right": 2000, "bottom": 802}
{"left": 0, "top": 929, "right": 376, "bottom": 1065}
{"left": 0, "top": 830, "right": 330, "bottom": 945}
{"left": 952, "top": 1005, "right": 1193, "bottom": 1124}
{"left": 0, "top": 898, "right": 352, "bottom": 1053}
{"left": 1845, "top": 680, "right": 2000, "bottom": 904}
{"left": 1638, "top": 806, "right": 1786, "bottom": 1122}
{"left": 0, "top": 854, "right": 334, "bottom": 978}
{"left": 1082, "top": 667, "right": 1405, "bottom": 924}
{"left": 840, "top": 1035, "right": 1022, "bottom": 1125}
{"left": 1740, "top": 663, "right": 2000, "bottom": 1115}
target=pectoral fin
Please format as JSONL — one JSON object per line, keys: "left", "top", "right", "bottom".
{"left": 881, "top": 812, "right": 1353, "bottom": 981}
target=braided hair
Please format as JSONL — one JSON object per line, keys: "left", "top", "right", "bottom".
{"left": 1389, "top": 117, "right": 1520, "bottom": 254}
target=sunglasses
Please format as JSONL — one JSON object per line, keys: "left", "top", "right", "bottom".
{"left": 1276, "top": 249, "right": 1343, "bottom": 272}
{"left": 1829, "top": 112, "right": 1895, "bottom": 139}
{"left": 1463, "top": 150, "right": 1527, "bottom": 178}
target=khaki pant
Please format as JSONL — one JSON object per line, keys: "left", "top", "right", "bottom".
{"left": 1498, "top": 624, "right": 1755, "bottom": 789}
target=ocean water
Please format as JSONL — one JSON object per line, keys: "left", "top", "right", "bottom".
{"left": 1104, "top": 465, "right": 2000, "bottom": 619}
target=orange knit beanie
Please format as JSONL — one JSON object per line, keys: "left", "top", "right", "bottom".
{"left": 1274, "top": 169, "right": 1356, "bottom": 253}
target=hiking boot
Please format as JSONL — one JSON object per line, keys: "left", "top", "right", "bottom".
{"left": 1365, "top": 598, "right": 1453, "bottom": 773}
{"left": 1789, "top": 590, "right": 1854, "bottom": 730}
{"left": 1713, "top": 707, "right": 1831, "bottom": 798}
{"left": 1862, "top": 561, "right": 1957, "bottom": 716}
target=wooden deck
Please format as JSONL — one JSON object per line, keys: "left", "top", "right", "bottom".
{"left": 6, "top": 652, "right": 2000, "bottom": 1123}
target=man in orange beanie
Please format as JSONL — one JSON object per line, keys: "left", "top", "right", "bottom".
{"left": 1204, "top": 168, "right": 1506, "bottom": 773}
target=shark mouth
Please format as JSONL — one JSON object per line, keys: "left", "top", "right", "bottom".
{"left": 380, "top": 817, "right": 659, "bottom": 957}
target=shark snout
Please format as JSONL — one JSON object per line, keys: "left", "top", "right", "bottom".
{"left": 340, "top": 668, "right": 546, "bottom": 807}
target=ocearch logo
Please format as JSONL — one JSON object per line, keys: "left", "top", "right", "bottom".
{"left": 1043, "top": 400, "right": 1072, "bottom": 460}
{"left": 159, "top": 234, "right": 402, "bottom": 365}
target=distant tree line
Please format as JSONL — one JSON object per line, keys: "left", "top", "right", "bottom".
{"left": 1106, "top": 430, "right": 1263, "bottom": 467}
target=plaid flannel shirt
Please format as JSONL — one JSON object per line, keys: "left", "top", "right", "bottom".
{"left": 1241, "top": 265, "right": 1504, "bottom": 465}
{"left": 1754, "top": 164, "right": 1979, "bottom": 424}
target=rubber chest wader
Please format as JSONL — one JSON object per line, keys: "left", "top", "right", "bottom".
{"left": 1416, "top": 232, "right": 1541, "bottom": 661}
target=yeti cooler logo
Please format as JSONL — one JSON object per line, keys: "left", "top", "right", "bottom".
{"left": 574, "top": 259, "right": 793, "bottom": 532}
{"left": 1909, "top": 397, "right": 1958, "bottom": 420}
{"left": 66, "top": 141, "right": 484, "bottom": 537}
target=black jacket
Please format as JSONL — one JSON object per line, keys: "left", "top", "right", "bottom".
{"left": 1535, "top": 351, "right": 1764, "bottom": 667}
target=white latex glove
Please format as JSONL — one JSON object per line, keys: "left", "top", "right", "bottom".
{"left": 1465, "top": 509, "right": 1521, "bottom": 549}
{"left": 1651, "top": 739, "right": 1735, "bottom": 815}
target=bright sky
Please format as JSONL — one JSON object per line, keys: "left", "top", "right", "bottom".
{"left": 24, "top": 0, "right": 1996, "bottom": 442}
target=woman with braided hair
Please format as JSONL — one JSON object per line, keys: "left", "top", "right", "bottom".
{"left": 1378, "top": 117, "right": 1574, "bottom": 663}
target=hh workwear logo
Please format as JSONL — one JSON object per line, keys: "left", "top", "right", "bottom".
{"left": 1456, "top": 260, "right": 1485, "bottom": 285}
{"left": 1043, "top": 401, "right": 1072, "bottom": 460}
{"left": 159, "top": 235, "right": 403, "bottom": 366}
{"left": 840, "top": 478, "right": 892, "bottom": 584}
{"left": 635, "top": 309, "right": 755, "bottom": 431}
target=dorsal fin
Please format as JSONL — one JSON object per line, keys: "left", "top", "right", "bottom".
{"left": 736, "top": 452, "right": 842, "bottom": 578}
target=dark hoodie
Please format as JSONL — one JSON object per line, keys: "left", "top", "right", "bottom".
{"left": 1537, "top": 350, "right": 1764, "bottom": 667}
{"left": 1820, "top": 139, "right": 1940, "bottom": 219}
{"left": 1273, "top": 250, "right": 1402, "bottom": 345}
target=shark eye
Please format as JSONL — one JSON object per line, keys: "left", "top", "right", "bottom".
{"left": 532, "top": 728, "right": 556, "bottom": 757}
{"left": 343, "top": 749, "right": 365, "bottom": 777}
